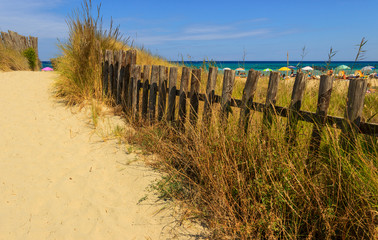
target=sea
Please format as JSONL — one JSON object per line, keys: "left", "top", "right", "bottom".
{"left": 170, "top": 61, "right": 378, "bottom": 75}
{"left": 42, "top": 60, "right": 378, "bottom": 74}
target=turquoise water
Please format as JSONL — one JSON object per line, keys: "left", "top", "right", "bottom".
{"left": 41, "top": 61, "right": 53, "bottom": 69}
{"left": 41, "top": 60, "right": 378, "bottom": 74}
{"left": 171, "top": 61, "right": 378, "bottom": 75}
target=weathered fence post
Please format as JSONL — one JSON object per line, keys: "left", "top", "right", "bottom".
{"left": 158, "top": 66, "right": 168, "bottom": 121}
{"left": 122, "top": 50, "right": 136, "bottom": 111}
{"left": 126, "top": 50, "right": 137, "bottom": 111}
{"left": 239, "top": 69, "right": 260, "bottom": 133}
{"left": 285, "top": 72, "right": 307, "bottom": 145}
{"left": 189, "top": 68, "right": 201, "bottom": 127}
{"left": 102, "top": 50, "right": 110, "bottom": 96}
{"left": 116, "top": 50, "right": 125, "bottom": 105}
{"left": 203, "top": 67, "right": 218, "bottom": 127}
{"left": 142, "top": 65, "right": 151, "bottom": 120}
{"left": 148, "top": 65, "right": 159, "bottom": 122}
{"left": 220, "top": 69, "right": 236, "bottom": 124}
{"left": 108, "top": 51, "right": 114, "bottom": 99}
{"left": 112, "top": 51, "right": 119, "bottom": 101}
{"left": 340, "top": 78, "right": 368, "bottom": 151}
{"left": 131, "top": 65, "right": 142, "bottom": 120}
{"left": 308, "top": 75, "right": 334, "bottom": 158}
{"left": 178, "top": 67, "right": 191, "bottom": 130}
{"left": 262, "top": 71, "right": 280, "bottom": 130}
{"left": 167, "top": 67, "right": 178, "bottom": 123}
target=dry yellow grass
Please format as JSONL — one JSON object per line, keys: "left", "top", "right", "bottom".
{"left": 0, "top": 43, "right": 29, "bottom": 71}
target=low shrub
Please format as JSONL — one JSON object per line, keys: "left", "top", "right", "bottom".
{"left": 22, "top": 47, "right": 37, "bottom": 70}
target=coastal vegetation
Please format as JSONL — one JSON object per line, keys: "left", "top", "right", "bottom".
{"left": 22, "top": 47, "right": 37, "bottom": 71}
{"left": 55, "top": 0, "right": 377, "bottom": 239}
{"left": 0, "top": 43, "right": 30, "bottom": 71}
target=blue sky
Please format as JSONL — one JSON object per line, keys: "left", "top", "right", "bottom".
{"left": 1, "top": 0, "right": 377, "bottom": 61}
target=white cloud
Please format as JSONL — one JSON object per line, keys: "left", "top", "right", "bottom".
{"left": 137, "top": 29, "right": 270, "bottom": 45}
{"left": 0, "top": 0, "right": 67, "bottom": 38}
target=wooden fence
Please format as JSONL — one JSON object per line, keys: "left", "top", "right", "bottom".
{"left": 0, "top": 30, "right": 39, "bottom": 70}
{"left": 102, "top": 49, "right": 377, "bottom": 155}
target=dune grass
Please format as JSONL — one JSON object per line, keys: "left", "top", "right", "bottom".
{"left": 0, "top": 43, "right": 30, "bottom": 71}
{"left": 127, "top": 97, "right": 377, "bottom": 239}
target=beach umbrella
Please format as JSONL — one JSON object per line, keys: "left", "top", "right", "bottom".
{"left": 41, "top": 67, "right": 53, "bottom": 71}
{"left": 263, "top": 68, "right": 273, "bottom": 72}
{"left": 302, "top": 66, "right": 313, "bottom": 71}
{"left": 361, "top": 66, "right": 374, "bottom": 72}
{"left": 235, "top": 68, "right": 245, "bottom": 71}
{"left": 223, "top": 67, "right": 231, "bottom": 71}
{"left": 278, "top": 67, "right": 291, "bottom": 71}
{"left": 288, "top": 66, "right": 296, "bottom": 69}
{"left": 335, "top": 65, "right": 350, "bottom": 70}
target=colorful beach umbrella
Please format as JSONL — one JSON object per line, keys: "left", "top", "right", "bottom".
{"left": 278, "top": 67, "right": 291, "bottom": 71}
{"left": 302, "top": 66, "right": 313, "bottom": 71}
{"left": 263, "top": 68, "right": 273, "bottom": 72}
{"left": 41, "top": 67, "right": 53, "bottom": 71}
{"left": 361, "top": 66, "right": 374, "bottom": 72}
{"left": 235, "top": 68, "right": 245, "bottom": 71}
{"left": 288, "top": 66, "right": 296, "bottom": 69}
{"left": 335, "top": 65, "right": 350, "bottom": 70}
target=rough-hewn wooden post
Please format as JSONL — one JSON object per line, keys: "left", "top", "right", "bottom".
{"left": 167, "top": 67, "right": 178, "bottom": 122}
{"left": 239, "top": 69, "right": 259, "bottom": 133}
{"left": 178, "top": 67, "right": 191, "bottom": 130}
{"left": 132, "top": 65, "right": 141, "bottom": 119}
{"left": 189, "top": 68, "right": 201, "bottom": 127}
{"left": 126, "top": 50, "right": 137, "bottom": 111}
{"left": 148, "top": 65, "right": 159, "bottom": 122}
{"left": 122, "top": 50, "right": 136, "bottom": 111}
{"left": 158, "top": 66, "right": 168, "bottom": 121}
{"left": 108, "top": 51, "right": 114, "bottom": 99}
{"left": 102, "top": 50, "right": 111, "bottom": 96}
{"left": 262, "top": 71, "right": 280, "bottom": 129}
{"left": 285, "top": 72, "right": 307, "bottom": 145}
{"left": 340, "top": 78, "right": 368, "bottom": 151}
{"left": 308, "top": 75, "right": 334, "bottom": 158}
{"left": 116, "top": 50, "right": 126, "bottom": 105}
{"left": 142, "top": 65, "right": 150, "bottom": 120}
{"left": 203, "top": 67, "right": 218, "bottom": 126}
{"left": 220, "top": 69, "right": 236, "bottom": 124}
{"left": 112, "top": 51, "right": 119, "bottom": 101}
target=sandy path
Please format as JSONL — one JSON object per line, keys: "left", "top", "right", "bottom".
{"left": 0, "top": 72, "right": 204, "bottom": 240}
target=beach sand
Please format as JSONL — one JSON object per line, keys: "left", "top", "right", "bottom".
{"left": 0, "top": 71, "right": 205, "bottom": 239}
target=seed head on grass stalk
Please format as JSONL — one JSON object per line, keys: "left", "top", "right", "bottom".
{"left": 55, "top": 0, "right": 126, "bottom": 105}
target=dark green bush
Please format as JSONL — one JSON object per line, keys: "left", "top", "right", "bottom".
{"left": 22, "top": 47, "right": 37, "bottom": 70}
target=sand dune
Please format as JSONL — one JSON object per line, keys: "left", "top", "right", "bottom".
{"left": 0, "top": 71, "right": 205, "bottom": 239}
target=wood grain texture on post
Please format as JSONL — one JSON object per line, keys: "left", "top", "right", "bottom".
{"left": 203, "top": 67, "right": 218, "bottom": 126}
{"left": 189, "top": 68, "right": 201, "bottom": 127}
{"left": 239, "top": 69, "right": 259, "bottom": 133}
{"left": 178, "top": 67, "right": 190, "bottom": 130}
{"left": 112, "top": 51, "right": 119, "bottom": 101}
{"left": 116, "top": 50, "right": 126, "bottom": 105}
{"left": 102, "top": 50, "right": 110, "bottom": 96}
{"left": 141, "top": 65, "right": 151, "bottom": 119}
{"left": 220, "top": 69, "right": 236, "bottom": 124}
{"left": 122, "top": 50, "right": 134, "bottom": 110}
{"left": 158, "top": 66, "right": 168, "bottom": 121}
{"left": 262, "top": 71, "right": 280, "bottom": 129}
{"left": 167, "top": 67, "right": 178, "bottom": 122}
{"left": 285, "top": 72, "right": 307, "bottom": 145}
{"left": 148, "top": 65, "right": 160, "bottom": 121}
{"left": 108, "top": 51, "right": 114, "bottom": 98}
{"left": 308, "top": 75, "right": 334, "bottom": 157}
{"left": 340, "top": 78, "right": 368, "bottom": 150}
{"left": 126, "top": 51, "right": 137, "bottom": 111}
{"left": 132, "top": 65, "right": 141, "bottom": 119}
